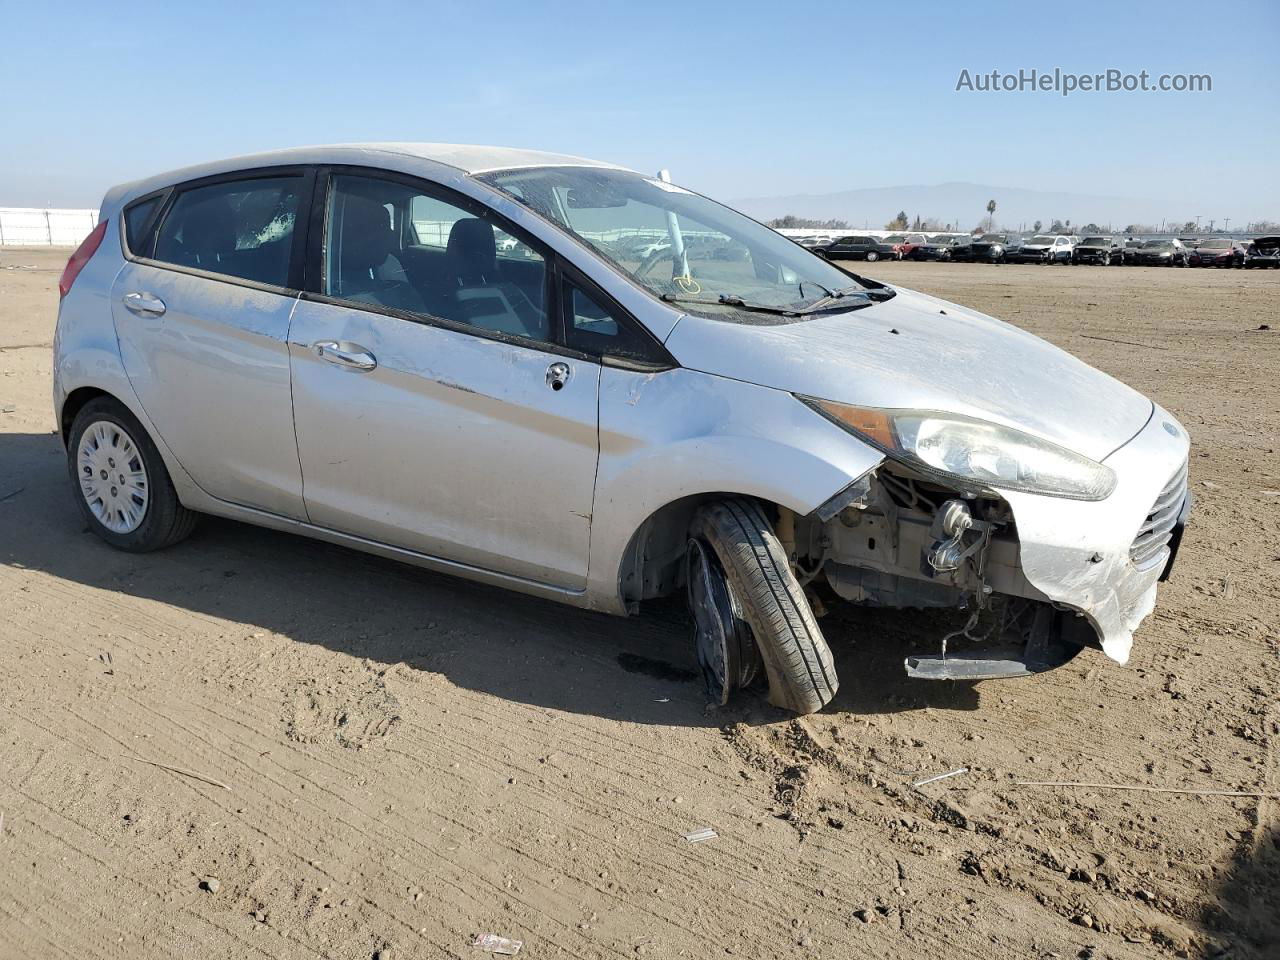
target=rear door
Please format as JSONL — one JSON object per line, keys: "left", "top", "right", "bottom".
{"left": 111, "top": 171, "right": 311, "bottom": 519}
{"left": 287, "top": 170, "right": 601, "bottom": 589}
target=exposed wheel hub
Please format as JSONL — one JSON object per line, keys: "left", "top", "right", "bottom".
{"left": 77, "top": 420, "right": 149, "bottom": 534}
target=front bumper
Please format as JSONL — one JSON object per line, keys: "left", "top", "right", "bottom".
{"left": 997, "top": 405, "right": 1190, "bottom": 665}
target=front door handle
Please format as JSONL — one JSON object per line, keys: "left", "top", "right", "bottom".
{"left": 122, "top": 291, "right": 166, "bottom": 317}
{"left": 314, "top": 341, "right": 377, "bottom": 371}
{"left": 546, "top": 361, "right": 571, "bottom": 391}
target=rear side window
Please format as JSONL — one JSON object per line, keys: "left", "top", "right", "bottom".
{"left": 123, "top": 196, "right": 162, "bottom": 254}
{"left": 152, "top": 176, "right": 302, "bottom": 288}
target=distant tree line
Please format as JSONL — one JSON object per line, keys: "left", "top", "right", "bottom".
{"left": 766, "top": 215, "right": 851, "bottom": 229}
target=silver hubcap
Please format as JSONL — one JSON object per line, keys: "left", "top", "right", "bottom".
{"left": 77, "top": 420, "right": 149, "bottom": 534}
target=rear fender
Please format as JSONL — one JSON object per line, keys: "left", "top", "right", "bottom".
{"left": 53, "top": 228, "right": 202, "bottom": 504}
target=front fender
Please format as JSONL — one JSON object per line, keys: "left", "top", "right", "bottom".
{"left": 584, "top": 365, "right": 883, "bottom": 611}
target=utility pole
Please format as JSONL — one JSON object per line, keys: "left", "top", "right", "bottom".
{"left": 1224, "top": 218, "right": 1231, "bottom": 233}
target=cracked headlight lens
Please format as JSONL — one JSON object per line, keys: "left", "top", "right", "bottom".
{"left": 803, "top": 399, "right": 1117, "bottom": 501}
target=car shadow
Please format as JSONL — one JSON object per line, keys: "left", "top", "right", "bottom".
{"left": 1202, "top": 825, "right": 1280, "bottom": 958}
{"left": 0, "top": 430, "right": 980, "bottom": 726}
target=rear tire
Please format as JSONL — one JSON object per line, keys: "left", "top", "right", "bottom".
{"left": 865, "top": 251, "right": 880, "bottom": 262}
{"left": 67, "top": 397, "right": 197, "bottom": 552}
{"left": 690, "top": 498, "right": 838, "bottom": 714}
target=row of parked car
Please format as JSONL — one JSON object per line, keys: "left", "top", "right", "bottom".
{"left": 794, "top": 232, "right": 1280, "bottom": 268}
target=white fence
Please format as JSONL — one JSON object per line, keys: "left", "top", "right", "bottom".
{"left": 0, "top": 208, "right": 99, "bottom": 246}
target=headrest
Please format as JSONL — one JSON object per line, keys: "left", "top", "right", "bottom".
{"left": 445, "top": 218, "right": 497, "bottom": 282}
{"left": 180, "top": 197, "right": 236, "bottom": 257}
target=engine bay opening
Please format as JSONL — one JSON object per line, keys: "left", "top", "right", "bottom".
{"left": 795, "top": 463, "right": 1099, "bottom": 679}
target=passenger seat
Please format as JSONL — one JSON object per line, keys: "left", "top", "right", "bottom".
{"left": 332, "top": 195, "right": 426, "bottom": 313}
{"left": 443, "top": 218, "right": 546, "bottom": 338}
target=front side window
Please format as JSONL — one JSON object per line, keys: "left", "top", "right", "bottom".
{"left": 153, "top": 176, "right": 302, "bottom": 287}
{"left": 479, "top": 167, "right": 881, "bottom": 321}
{"left": 324, "top": 174, "right": 550, "bottom": 343}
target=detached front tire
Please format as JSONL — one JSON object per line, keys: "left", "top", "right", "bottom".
{"left": 68, "top": 397, "right": 197, "bottom": 552}
{"left": 689, "top": 498, "right": 838, "bottom": 714}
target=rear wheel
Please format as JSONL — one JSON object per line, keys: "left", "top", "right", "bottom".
{"left": 865, "top": 251, "right": 880, "bottom": 262}
{"left": 67, "top": 397, "right": 197, "bottom": 552}
{"left": 689, "top": 499, "right": 838, "bottom": 714}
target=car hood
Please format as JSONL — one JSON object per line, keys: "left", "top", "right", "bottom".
{"left": 664, "top": 286, "right": 1153, "bottom": 462}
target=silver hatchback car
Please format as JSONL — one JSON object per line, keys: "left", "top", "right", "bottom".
{"left": 53, "top": 143, "right": 1191, "bottom": 714}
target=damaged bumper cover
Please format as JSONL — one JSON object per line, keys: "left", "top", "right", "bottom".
{"left": 1000, "top": 404, "right": 1191, "bottom": 665}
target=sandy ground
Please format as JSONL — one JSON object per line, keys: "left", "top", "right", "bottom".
{"left": 1, "top": 248, "right": 1277, "bottom": 960}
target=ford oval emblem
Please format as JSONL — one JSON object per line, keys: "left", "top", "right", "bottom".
{"left": 1162, "top": 421, "right": 1180, "bottom": 437}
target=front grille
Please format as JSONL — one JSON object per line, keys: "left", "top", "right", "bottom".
{"left": 1131, "top": 459, "right": 1188, "bottom": 568}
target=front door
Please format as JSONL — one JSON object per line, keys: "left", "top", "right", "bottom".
{"left": 111, "top": 173, "right": 309, "bottom": 519}
{"left": 287, "top": 171, "right": 599, "bottom": 589}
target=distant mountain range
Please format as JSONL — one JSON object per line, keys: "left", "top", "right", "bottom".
{"left": 733, "top": 181, "right": 1175, "bottom": 232}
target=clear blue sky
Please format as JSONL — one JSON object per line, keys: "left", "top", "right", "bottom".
{"left": 5, "top": 0, "right": 1276, "bottom": 222}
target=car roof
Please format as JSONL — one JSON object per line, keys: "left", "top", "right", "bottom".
{"left": 101, "top": 142, "right": 630, "bottom": 215}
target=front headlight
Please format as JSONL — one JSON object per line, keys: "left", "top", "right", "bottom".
{"left": 802, "top": 399, "right": 1117, "bottom": 500}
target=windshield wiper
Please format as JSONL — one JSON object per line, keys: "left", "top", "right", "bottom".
{"left": 823, "top": 277, "right": 898, "bottom": 302}
{"left": 661, "top": 280, "right": 891, "bottom": 317}
{"left": 661, "top": 291, "right": 881, "bottom": 317}
{"left": 660, "top": 293, "right": 806, "bottom": 317}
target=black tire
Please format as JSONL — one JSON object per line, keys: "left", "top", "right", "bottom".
{"left": 690, "top": 498, "right": 838, "bottom": 714}
{"left": 865, "top": 251, "right": 880, "bottom": 262}
{"left": 67, "top": 396, "right": 197, "bottom": 552}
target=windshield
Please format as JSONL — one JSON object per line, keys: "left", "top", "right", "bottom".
{"left": 478, "top": 167, "right": 880, "bottom": 319}
{"left": 1081, "top": 237, "right": 1109, "bottom": 245}
{"left": 1028, "top": 236, "right": 1054, "bottom": 245}
{"left": 979, "top": 234, "right": 1005, "bottom": 243}
{"left": 1143, "top": 240, "right": 1174, "bottom": 249}
{"left": 1200, "top": 238, "right": 1231, "bottom": 248}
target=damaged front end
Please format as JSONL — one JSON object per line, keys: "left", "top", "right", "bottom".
{"left": 788, "top": 463, "right": 1127, "bottom": 681}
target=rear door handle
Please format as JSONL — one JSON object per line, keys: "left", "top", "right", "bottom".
{"left": 314, "top": 340, "right": 377, "bottom": 371}
{"left": 122, "top": 291, "right": 166, "bottom": 317}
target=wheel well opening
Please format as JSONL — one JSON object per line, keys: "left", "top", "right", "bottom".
{"left": 617, "top": 493, "right": 781, "bottom": 612}
{"left": 60, "top": 387, "right": 109, "bottom": 446}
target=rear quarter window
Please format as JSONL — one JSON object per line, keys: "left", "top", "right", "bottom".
{"left": 123, "top": 196, "right": 163, "bottom": 255}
